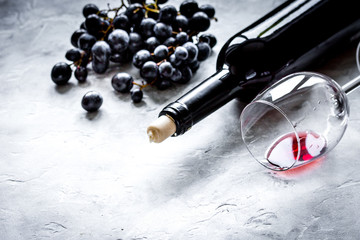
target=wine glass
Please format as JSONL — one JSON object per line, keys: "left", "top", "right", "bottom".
{"left": 240, "top": 71, "right": 360, "bottom": 171}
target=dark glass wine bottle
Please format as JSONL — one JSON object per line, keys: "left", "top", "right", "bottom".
{"left": 153, "top": 0, "right": 360, "bottom": 138}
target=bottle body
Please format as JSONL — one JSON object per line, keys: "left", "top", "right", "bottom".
{"left": 159, "top": 0, "right": 360, "bottom": 137}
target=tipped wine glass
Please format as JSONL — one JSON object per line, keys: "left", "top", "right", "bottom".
{"left": 240, "top": 42, "right": 360, "bottom": 171}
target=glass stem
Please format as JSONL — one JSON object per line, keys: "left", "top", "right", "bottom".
{"left": 342, "top": 75, "right": 360, "bottom": 94}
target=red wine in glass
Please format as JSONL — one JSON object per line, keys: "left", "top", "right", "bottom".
{"left": 265, "top": 131, "right": 327, "bottom": 170}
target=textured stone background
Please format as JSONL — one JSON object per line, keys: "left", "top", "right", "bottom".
{"left": 1, "top": 0, "right": 360, "bottom": 239}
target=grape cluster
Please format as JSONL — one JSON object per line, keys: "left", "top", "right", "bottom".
{"left": 51, "top": 0, "right": 217, "bottom": 111}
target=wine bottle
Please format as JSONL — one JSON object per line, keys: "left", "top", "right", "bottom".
{"left": 147, "top": 0, "right": 360, "bottom": 143}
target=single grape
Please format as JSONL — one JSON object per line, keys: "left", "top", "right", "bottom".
{"left": 145, "top": 36, "right": 160, "bottom": 52}
{"left": 91, "top": 41, "right": 111, "bottom": 63}
{"left": 85, "top": 14, "right": 103, "bottom": 36}
{"left": 83, "top": 3, "right": 99, "bottom": 18}
{"left": 51, "top": 62, "right": 72, "bottom": 85}
{"left": 173, "top": 15, "right": 189, "bottom": 31}
{"left": 133, "top": 49, "right": 151, "bottom": 68}
{"left": 81, "top": 91, "right": 103, "bottom": 112}
{"left": 196, "top": 42, "right": 211, "bottom": 61}
{"left": 130, "top": 86, "right": 143, "bottom": 103}
{"left": 139, "top": 18, "right": 156, "bottom": 38}
{"left": 159, "top": 61, "right": 174, "bottom": 78}
{"left": 158, "top": 5, "right": 177, "bottom": 24}
{"left": 182, "top": 42, "right": 198, "bottom": 63}
{"left": 110, "top": 50, "right": 132, "bottom": 63}
{"left": 128, "top": 32, "right": 143, "bottom": 54}
{"left": 180, "top": 0, "right": 199, "bottom": 18}
{"left": 175, "top": 32, "right": 189, "bottom": 45}
{"left": 155, "top": 78, "right": 172, "bottom": 90}
{"left": 157, "top": 0, "right": 168, "bottom": 4}
{"left": 80, "top": 52, "right": 91, "bottom": 67}
{"left": 146, "top": 4, "right": 160, "bottom": 19}
{"left": 153, "top": 22, "right": 172, "bottom": 40}
{"left": 169, "top": 53, "right": 182, "bottom": 67}
{"left": 107, "top": 29, "right": 130, "bottom": 53}
{"left": 71, "top": 29, "right": 87, "bottom": 48}
{"left": 111, "top": 72, "right": 134, "bottom": 93}
{"left": 92, "top": 59, "right": 109, "bottom": 74}
{"left": 80, "top": 22, "right": 87, "bottom": 30}
{"left": 125, "top": 3, "right": 145, "bottom": 26}
{"left": 163, "top": 37, "right": 176, "bottom": 47}
{"left": 178, "top": 66, "right": 193, "bottom": 83}
{"left": 188, "top": 59, "right": 200, "bottom": 73}
{"left": 199, "top": 4, "right": 215, "bottom": 18}
{"left": 74, "top": 66, "right": 88, "bottom": 82}
{"left": 174, "top": 46, "right": 188, "bottom": 60}
{"left": 78, "top": 33, "right": 97, "bottom": 52}
{"left": 199, "top": 33, "right": 217, "bottom": 48}
{"left": 189, "top": 12, "right": 210, "bottom": 32}
{"left": 65, "top": 48, "right": 82, "bottom": 62}
{"left": 170, "top": 68, "right": 182, "bottom": 82}
{"left": 113, "top": 14, "right": 131, "bottom": 32}
{"left": 140, "top": 61, "right": 158, "bottom": 81}
{"left": 154, "top": 45, "right": 169, "bottom": 61}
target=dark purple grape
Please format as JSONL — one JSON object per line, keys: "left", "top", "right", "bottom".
{"left": 158, "top": 5, "right": 177, "bottom": 24}
{"left": 169, "top": 54, "right": 182, "bottom": 67}
{"left": 180, "top": 0, "right": 199, "bottom": 18}
{"left": 170, "top": 68, "right": 182, "bottom": 82}
{"left": 159, "top": 61, "right": 174, "bottom": 78}
{"left": 91, "top": 41, "right": 111, "bottom": 74}
{"left": 128, "top": 0, "right": 145, "bottom": 4}
{"left": 85, "top": 14, "right": 103, "bottom": 36}
{"left": 174, "top": 46, "right": 188, "bottom": 60}
{"left": 51, "top": 62, "right": 72, "bottom": 85}
{"left": 146, "top": 4, "right": 160, "bottom": 19}
{"left": 80, "top": 22, "right": 87, "bottom": 30}
{"left": 173, "top": 15, "right": 188, "bottom": 31}
{"left": 80, "top": 52, "right": 91, "bottom": 67}
{"left": 155, "top": 77, "right": 172, "bottom": 90}
{"left": 83, "top": 4, "right": 99, "bottom": 18}
{"left": 74, "top": 66, "right": 88, "bottom": 82}
{"left": 107, "top": 29, "right": 130, "bottom": 53}
{"left": 71, "top": 29, "right": 87, "bottom": 48}
{"left": 157, "top": 0, "right": 168, "bottom": 4}
{"left": 163, "top": 37, "right": 176, "bottom": 47}
{"left": 130, "top": 86, "right": 143, "bottom": 103}
{"left": 113, "top": 14, "right": 131, "bottom": 32}
{"left": 175, "top": 32, "right": 188, "bottom": 45}
{"left": 145, "top": 36, "right": 160, "bottom": 52}
{"left": 197, "top": 42, "right": 211, "bottom": 61}
{"left": 111, "top": 72, "right": 134, "bottom": 93}
{"left": 189, "top": 12, "right": 210, "bottom": 32}
{"left": 128, "top": 32, "right": 143, "bottom": 54}
{"left": 182, "top": 42, "right": 198, "bottom": 63}
{"left": 125, "top": 3, "right": 145, "bottom": 26}
{"left": 81, "top": 91, "right": 103, "bottom": 112}
{"left": 199, "top": 33, "right": 217, "bottom": 48}
{"left": 140, "top": 18, "right": 156, "bottom": 38}
{"left": 188, "top": 59, "right": 200, "bottom": 73}
{"left": 98, "top": 10, "right": 108, "bottom": 18}
{"left": 133, "top": 49, "right": 151, "bottom": 68}
{"left": 153, "top": 22, "right": 172, "bottom": 40}
{"left": 199, "top": 4, "right": 215, "bottom": 18}
{"left": 154, "top": 45, "right": 169, "bottom": 61}
{"left": 140, "top": 61, "right": 158, "bottom": 81}
{"left": 92, "top": 59, "right": 109, "bottom": 74}
{"left": 91, "top": 41, "right": 111, "bottom": 63}
{"left": 78, "top": 33, "right": 97, "bottom": 52}
{"left": 110, "top": 50, "right": 132, "bottom": 63}
{"left": 178, "top": 66, "right": 192, "bottom": 83}
{"left": 65, "top": 48, "right": 82, "bottom": 62}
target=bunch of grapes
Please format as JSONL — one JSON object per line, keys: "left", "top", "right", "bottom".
{"left": 51, "top": 0, "right": 217, "bottom": 111}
